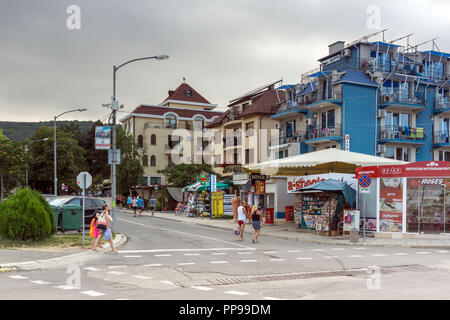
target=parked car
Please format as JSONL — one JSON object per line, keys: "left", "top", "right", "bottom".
{"left": 47, "top": 196, "right": 106, "bottom": 225}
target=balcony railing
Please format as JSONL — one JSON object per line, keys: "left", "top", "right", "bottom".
{"left": 434, "top": 97, "right": 450, "bottom": 110}
{"left": 379, "top": 125, "right": 425, "bottom": 140}
{"left": 223, "top": 136, "right": 242, "bottom": 147}
{"left": 434, "top": 131, "right": 450, "bottom": 144}
{"left": 279, "top": 131, "right": 306, "bottom": 144}
{"left": 306, "top": 89, "right": 342, "bottom": 105}
{"left": 380, "top": 88, "right": 425, "bottom": 105}
{"left": 306, "top": 125, "right": 342, "bottom": 140}
{"left": 360, "top": 58, "right": 417, "bottom": 76}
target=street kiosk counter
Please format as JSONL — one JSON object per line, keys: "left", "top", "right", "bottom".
{"left": 356, "top": 161, "right": 450, "bottom": 235}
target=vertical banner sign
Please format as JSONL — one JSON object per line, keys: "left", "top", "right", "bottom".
{"left": 211, "top": 192, "right": 224, "bottom": 218}
{"left": 210, "top": 174, "right": 217, "bottom": 192}
{"left": 345, "top": 134, "right": 350, "bottom": 151}
{"left": 95, "top": 126, "right": 111, "bottom": 150}
{"left": 379, "top": 178, "right": 403, "bottom": 232}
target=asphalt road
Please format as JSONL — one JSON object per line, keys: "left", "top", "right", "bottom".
{"left": 1, "top": 209, "right": 450, "bottom": 300}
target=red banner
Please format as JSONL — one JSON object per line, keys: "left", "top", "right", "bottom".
{"left": 356, "top": 161, "right": 450, "bottom": 178}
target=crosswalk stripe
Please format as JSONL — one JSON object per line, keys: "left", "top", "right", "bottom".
{"left": 30, "top": 280, "right": 50, "bottom": 285}
{"left": 270, "top": 259, "right": 286, "bottom": 262}
{"left": 81, "top": 290, "right": 106, "bottom": 297}
{"left": 240, "top": 260, "right": 258, "bottom": 263}
{"left": 178, "top": 262, "right": 195, "bottom": 266}
{"left": 9, "top": 275, "right": 28, "bottom": 279}
{"left": 124, "top": 255, "right": 142, "bottom": 258}
{"left": 155, "top": 254, "right": 172, "bottom": 257}
{"left": 108, "top": 271, "right": 125, "bottom": 275}
{"left": 133, "top": 275, "right": 151, "bottom": 279}
{"left": 225, "top": 291, "right": 249, "bottom": 295}
{"left": 83, "top": 267, "right": 101, "bottom": 271}
{"left": 296, "top": 257, "right": 313, "bottom": 260}
{"left": 210, "top": 261, "right": 228, "bottom": 264}
{"left": 264, "top": 297, "right": 283, "bottom": 300}
{"left": 144, "top": 264, "right": 162, "bottom": 267}
{"left": 53, "top": 285, "right": 77, "bottom": 290}
{"left": 191, "top": 286, "right": 214, "bottom": 291}
{"left": 349, "top": 255, "right": 364, "bottom": 258}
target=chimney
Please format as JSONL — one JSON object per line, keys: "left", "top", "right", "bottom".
{"left": 329, "top": 41, "right": 345, "bottom": 55}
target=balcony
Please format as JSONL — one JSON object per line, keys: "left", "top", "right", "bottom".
{"left": 305, "top": 125, "right": 342, "bottom": 145}
{"left": 379, "top": 88, "right": 425, "bottom": 112}
{"left": 379, "top": 125, "right": 425, "bottom": 145}
{"left": 305, "top": 89, "right": 343, "bottom": 111}
{"left": 271, "top": 100, "right": 307, "bottom": 120}
{"left": 269, "top": 131, "right": 306, "bottom": 150}
{"left": 433, "top": 97, "right": 450, "bottom": 116}
{"left": 223, "top": 136, "right": 242, "bottom": 149}
{"left": 360, "top": 58, "right": 418, "bottom": 76}
{"left": 434, "top": 131, "right": 450, "bottom": 147}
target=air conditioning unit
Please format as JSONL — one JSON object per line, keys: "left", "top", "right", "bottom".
{"left": 306, "top": 118, "right": 312, "bottom": 126}
{"left": 341, "top": 49, "right": 351, "bottom": 57}
{"left": 377, "top": 109, "right": 386, "bottom": 118}
{"left": 377, "top": 145, "right": 386, "bottom": 153}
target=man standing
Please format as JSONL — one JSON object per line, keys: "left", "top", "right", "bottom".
{"left": 237, "top": 200, "right": 248, "bottom": 241}
{"left": 149, "top": 196, "right": 156, "bottom": 216}
{"left": 131, "top": 196, "right": 138, "bottom": 217}
{"left": 137, "top": 196, "right": 144, "bottom": 217}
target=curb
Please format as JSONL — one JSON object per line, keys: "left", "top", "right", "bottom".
{"left": 147, "top": 212, "right": 450, "bottom": 250}
{"left": 0, "top": 234, "right": 128, "bottom": 271}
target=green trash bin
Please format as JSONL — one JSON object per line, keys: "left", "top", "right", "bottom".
{"left": 60, "top": 204, "right": 83, "bottom": 232}
{"left": 49, "top": 205, "right": 60, "bottom": 231}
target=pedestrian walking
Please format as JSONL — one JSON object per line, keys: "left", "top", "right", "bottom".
{"left": 237, "top": 200, "right": 248, "bottom": 241}
{"left": 149, "top": 197, "right": 156, "bottom": 216}
{"left": 89, "top": 216, "right": 99, "bottom": 249}
{"left": 126, "top": 195, "right": 132, "bottom": 210}
{"left": 131, "top": 196, "right": 138, "bottom": 217}
{"left": 92, "top": 205, "right": 117, "bottom": 253}
{"left": 231, "top": 192, "right": 240, "bottom": 222}
{"left": 137, "top": 196, "right": 144, "bottom": 216}
{"left": 250, "top": 204, "right": 263, "bottom": 243}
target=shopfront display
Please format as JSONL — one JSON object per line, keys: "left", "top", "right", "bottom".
{"left": 356, "top": 161, "right": 450, "bottom": 235}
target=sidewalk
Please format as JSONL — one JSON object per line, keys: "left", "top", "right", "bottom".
{"left": 133, "top": 209, "right": 450, "bottom": 249}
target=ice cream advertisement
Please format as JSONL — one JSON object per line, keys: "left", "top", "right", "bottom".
{"left": 379, "top": 177, "right": 403, "bottom": 232}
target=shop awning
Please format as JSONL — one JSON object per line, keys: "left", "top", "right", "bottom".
{"left": 300, "top": 179, "right": 356, "bottom": 207}
{"left": 243, "top": 148, "right": 408, "bottom": 176}
{"left": 197, "top": 182, "right": 231, "bottom": 192}
{"left": 182, "top": 181, "right": 202, "bottom": 192}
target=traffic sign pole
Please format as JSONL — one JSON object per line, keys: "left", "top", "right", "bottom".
{"left": 82, "top": 174, "right": 86, "bottom": 246}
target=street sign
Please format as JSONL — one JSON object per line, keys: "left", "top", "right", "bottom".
{"left": 210, "top": 173, "right": 217, "bottom": 192}
{"left": 77, "top": 172, "right": 92, "bottom": 189}
{"left": 359, "top": 187, "right": 370, "bottom": 194}
{"left": 108, "top": 149, "right": 121, "bottom": 164}
{"left": 358, "top": 174, "right": 372, "bottom": 188}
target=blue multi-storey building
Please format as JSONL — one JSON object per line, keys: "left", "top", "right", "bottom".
{"left": 272, "top": 35, "right": 449, "bottom": 162}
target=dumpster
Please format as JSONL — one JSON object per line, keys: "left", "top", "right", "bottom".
{"left": 60, "top": 204, "right": 83, "bottom": 232}
{"left": 49, "top": 205, "right": 60, "bottom": 230}
{"left": 285, "top": 206, "right": 294, "bottom": 221}
{"left": 265, "top": 208, "right": 274, "bottom": 224}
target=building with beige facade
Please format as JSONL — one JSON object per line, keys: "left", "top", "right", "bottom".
{"left": 120, "top": 82, "right": 223, "bottom": 186}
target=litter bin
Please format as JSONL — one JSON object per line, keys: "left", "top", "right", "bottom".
{"left": 265, "top": 208, "right": 274, "bottom": 224}
{"left": 60, "top": 204, "right": 83, "bottom": 232}
{"left": 285, "top": 206, "right": 294, "bottom": 221}
{"left": 49, "top": 205, "right": 60, "bottom": 230}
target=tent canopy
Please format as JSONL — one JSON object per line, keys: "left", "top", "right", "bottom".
{"left": 243, "top": 149, "right": 408, "bottom": 176}
{"left": 300, "top": 179, "right": 356, "bottom": 207}
{"left": 197, "top": 182, "right": 230, "bottom": 192}
{"left": 182, "top": 181, "right": 202, "bottom": 192}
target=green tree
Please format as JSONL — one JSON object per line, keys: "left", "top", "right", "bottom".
{"left": 157, "top": 163, "right": 216, "bottom": 188}
{"left": 28, "top": 126, "right": 87, "bottom": 194}
{"left": 0, "top": 131, "right": 26, "bottom": 201}
{"left": 116, "top": 126, "right": 144, "bottom": 195}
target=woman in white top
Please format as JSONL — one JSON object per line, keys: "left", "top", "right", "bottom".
{"left": 92, "top": 204, "right": 118, "bottom": 253}
{"left": 237, "top": 200, "right": 248, "bottom": 241}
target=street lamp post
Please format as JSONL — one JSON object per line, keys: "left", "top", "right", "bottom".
{"left": 54, "top": 108, "right": 87, "bottom": 196}
{"left": 25, "top": 138, "right": 49, "bottom": 188}
{"left": 110, "top": 54, "right": 169, "bottom": 231}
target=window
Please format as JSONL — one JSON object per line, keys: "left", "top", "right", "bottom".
{"left": 245, "top": 122, "right": 254, "bottom": 136}
{"left": 439, "top": 151, "right": 450, "bottom": 161}
{"left": 150, "top": 155, "right": 156, "bottom": 167}
{"left": 186, "top": 90, "right": 192, "bottom": 96}
{"left": 138, "top": 135, "right": 144, "bottom": 148}
{"left": 67, "top": 198, "right": 81, "bottom": 206}
{"left": 245, "top": 149, "right": 254, "bottom": 164}
{"left": 165, "top": 114, "right": 177, "bottom": 129}
{"left": 286, "top": 120, "right": 296, "bottom": 138}
{"left": 385, "top": 146, "right": 409, "bottom": 161}
{"left": 143, "top": 155, "right": 148, "bottom": 167}
{"left": 143, "top": 176, "right": 148, "bottom": 185}
{"left": 321, "top": 110, "right": 335, "bottom": 129}
{"left": 150, "top": 177, "right": 161, "bottom": 185}
{"left": 214, "top": 131, "right": 221, "bottom": 144}
{"left": 194, "top": 116, "right": 204, "bottom": 131}
{"left": 151, "top": 134, "right": 156, "bottom": 145}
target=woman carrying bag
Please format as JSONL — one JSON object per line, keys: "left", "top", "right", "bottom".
{"left": 251, "top": 204, "right": 263, "bottom": 243}
{"left": 92, "top": 204, "right": 118, "bottom": 253}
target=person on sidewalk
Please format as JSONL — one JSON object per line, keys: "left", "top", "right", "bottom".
{"left": 231, "top": 192, "right": 240, "bottom": 222}
{"left": 250, "top": 204, "right": 263, "bottom": 243}
{"left": 137, "top": 196, "right": 144, "bottom": 216}
{"left": 90, "top": 216, "right": 100, "bottom": 249}
{"left": 92, "top": 205, "right": 117, "bottom": 253}
{"left": 149, "top": 197, "right": 156, "bottom": 216}
{"left": 131, "top": 196, "right": 138, "bottom": 217}
{"left": 237, "top": 200, "right": 248, "bottom": 241}
{"left": 126, "top": 194, "right": 132, "bottom": 210}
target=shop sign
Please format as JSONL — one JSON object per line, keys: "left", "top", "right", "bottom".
{"left": 418, "top": 178, "right": 444, "bottom": 185}
{"left": 356, "top": 162, "right": 450, "bottom": 178}
{"left": 255, "top": 181, "right": 266, "bottom": 194}
{"left": 345, "top": 134, "right": 350, "bottom": 151}
{"left": 322, "top": 54, "right": 341, "bottom": 66}
{"left": 287, "top": 173, "right": 356, "bottom": 193}
{"left": 379, "top": 177, "right": 403, "bottom": 232}
{"left": 250, "top": 174, "right": 270, "bottom": 180}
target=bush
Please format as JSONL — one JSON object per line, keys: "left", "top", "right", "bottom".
{"left": 0, "top": 188, "right": 55, "bottom": 241}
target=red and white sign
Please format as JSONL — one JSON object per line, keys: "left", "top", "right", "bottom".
{"left": 356, "top": 161, "right": 450, "bottom": 178}
{"left": 287, "top": 173, "right": 356, "bottom": 193}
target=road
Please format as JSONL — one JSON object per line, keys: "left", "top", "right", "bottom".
{"left": 1, "top": 210, "right": 450, "bottom": 300}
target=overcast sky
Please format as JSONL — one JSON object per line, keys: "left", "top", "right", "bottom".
{"left": 0, "top": 0, "right": 448, "bottom": 123}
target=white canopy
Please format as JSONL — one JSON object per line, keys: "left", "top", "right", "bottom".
{"left": 243, "top": 149, "right": 408, "bottom": 175}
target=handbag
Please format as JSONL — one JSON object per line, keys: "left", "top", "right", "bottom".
{"left": 233, "top": 225, "right": 240, "bottom": 235}
{"left": 104, "top": 228, "right": 112, "bottom": 240}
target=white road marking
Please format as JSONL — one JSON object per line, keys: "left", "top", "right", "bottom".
{"left": 436, "top": 250, "right": 449, "bottom": 253}
{"left": 212, "top": 253, "right": 226, "bottom": 255}
{"left": 81, "top": 290, "right": 106, "bottom": 297}
{"left": 108, "top": 271, "right": 125, "bottom": 275}
{"left": 119, "top": 247, "right": 255, "bottom": 254}
{"left": 394, "top": 253, "right": 409, "bottom": 256}
{"left": 191, "top": 286, "right": 214, "bottom": 291}
{"left": 178, "top": 262, "right": 195, "bottom": 266}
{"left": 322, "top": 256, "right": 339, "bottom": 259}
{"left": 238, "top": 252, "right": 253, "bottom": 255}
{"left": 349, "top": 255, "right": 364, "bottom": 258}
{"left": 240, "top": 260, "right": 258, "bottom": 263}
{"left": 53, "top": 285, "right": 77, "bottom": 290}
{"left": 9, "top": 275, "right": 28, "bottom": 279}
{"left": 30, "top": 280, "right": 50, "bottom": 285}
{"left": 296, "top": 257, "right": 313, "bottom": 260}
{"left": 184, "top": 253, "right": 200, "bottom": 256}
{"left": 371, "top": 254, "right": 387, "bottom": 257}
{"left": 144, "top": 264, "right": 162, "bottom": 267}
{"left": 353, "top": 247, "right": 367, "bottom": 250}
{"left": 124, "top": 255, "right": 142, "bottom": 258}
{"left": 332, "top": 248, "right": 345, "bottom": 251}
{"left": 160, "top": 280, "right": 176, "bottom": 286}
{"left": 133, "top": 275, "right": 151, "bottom": 279}
{"left": 287, "top": 250, "right": 302, "bottom": 253}
{"left": 108, "top": 265, "right": 127, "bottom": 269}
{"left": 155, "top": 254, "right": 172, "bottom": 257}
{"left": 83, "top": 267, "right": 101, "bottom": 271}
{"left": 270, "top": 259, "right": 286, "bottom": 262}
{"left": 225, "top": 291, "right": 250, "bottom": 296}
{"left": 416, "top": 252, "right": 431, "bottom": 255}
{"left": 264, "top": 297, "right": 283, "bottom": 300}
{"left": 263, "top": 251, "right": 278, "bottom": 254}
{"left": 115, "top": 298, "right": 131, "bottom": 300}
{"left": 311, "top": 249, "right": 324, "bottom": 252}
{"left": 210, "top": 261, "right": 228, "bottom": 264}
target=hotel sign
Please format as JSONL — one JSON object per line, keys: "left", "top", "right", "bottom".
{"left": 322, "top": 54, "right": 341, "bottom": 66}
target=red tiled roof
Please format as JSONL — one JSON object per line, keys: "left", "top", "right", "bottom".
{"left": 162, "top": 83, "right": 212, "bottom": 105}
{"left": 238, "top": 89, "right": 284, "bottom": 118}
{"left": 131, "top": 105, "right": 222, "bottom": 120}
